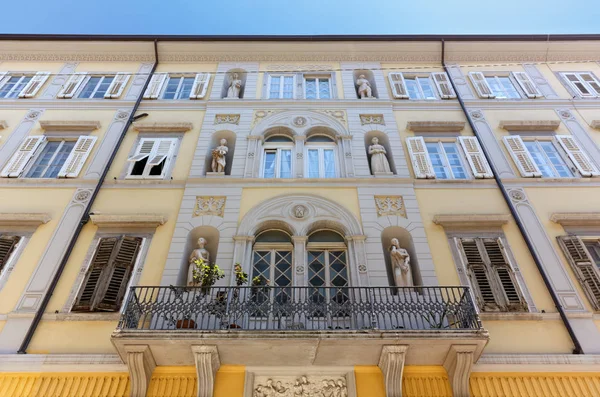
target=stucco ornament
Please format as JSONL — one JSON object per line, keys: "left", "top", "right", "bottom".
{"left": 254, "top": 376, "right": 347, "bottom": 397}
{"left": 293, "top": 205, "right": 308, "bottom": 219}
{"left": 226, "top": 73, "right": 242, "bottom": 99}
{"left": 374, "top": 196, "right": 406, "bottom": 218}
{"left": 355, "top": 74, "right": 373, "bottom": 99}
{"left": 293, "top": 116, "right": 307, "bottom": 127}
{"left": 193, "top": 196, "right": 226, "bottom": 217}
{"left": 390, "top": 238, "right": 412, "bottom": 287}
{"left": 211, "top": 139, "right": 229, "bottom": 173}
{"left": 368, "top": 137, "right": 391, "bottom": 174}
{"left": 187, "top": 237, "right": 210, "bottom": 286}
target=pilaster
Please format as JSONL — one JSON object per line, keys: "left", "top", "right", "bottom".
{"left": 443, "top": 345, "right": 476, "bottom": 397}
{"left": 467, "top": 109, "right": 515, "bottom": 178}
{"left": 294, "top": 135, "right": 306, "bottom": 178}
{"left": 125, "top": 345, "right": 156, "bottom": 397}
{"left": 378, "top": 345, "right": 408, "bottom": 397}
{"left": 292, "top": 235, "right": 308, "bottom": 286}
{"left": 125, "top": 63, "right": 155, "bottom": 100}
{"left": 192, "top": 345, "right": 221, "bottom": 397}
{"left": 39, "top": 62, "right": 78, "bottom": 99}
{"left": 556, "top": 109, "right": 600, "bottom": 168}
{"left": 84, "top": 109, "right": 131, "bottom": 179}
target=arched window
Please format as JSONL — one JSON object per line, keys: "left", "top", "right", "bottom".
{"left": 305, "top": 135, "right": 337, "bottom": 178}
{"left": 261, "top": 135, "right": 293, "bottom": 178}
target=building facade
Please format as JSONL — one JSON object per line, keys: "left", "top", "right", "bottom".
{"left": 0, "top": 35, "right": 599, "bottom": 396}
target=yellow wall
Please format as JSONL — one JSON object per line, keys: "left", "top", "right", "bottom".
{"left": 354, "top": 366, "right": 385, "bottom": 397}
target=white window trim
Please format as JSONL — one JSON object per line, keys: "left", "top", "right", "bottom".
{"left": 261, "top": 142, "right": 294, "bottom": 178}
{"left": 76, "top": 75, "right": 115, "bottom": 99}
{"left": 560, "top": 72, "right": 600, "bottom": 98}
{"left": 160, "top": 75, "right": 195, "bottom": 100}
{"left": 304, "top": 142, "right": 338, "bottom": 178}
{"left": 0, "top": 74, "right": 33, "bottom": 98}
{"left": 303, "top": 75, "right": 333, "bottom": 99}
{"left": 267, "top": 74, "right": 297, "bottom": 99}
{"left": 0, "top": 234, "right": 28, "bottom": 293}
{"left": 423, "top": 139, "right": 470, "bottom": 180}
{"left": 22, "top": 138, "right": 77, "bottom": 179}
{"left": 125, "top": 137, "right": 178, "bottom": 179}
{"left": 482, "top": 73, "right": 522, "bottom": 99}
{"left": 520, "top": 137, "right": 576, "bottom": 178}
{"left": 402, "top": 74, "right": 438, "bottom": 100}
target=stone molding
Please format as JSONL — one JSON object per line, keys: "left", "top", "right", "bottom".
{"left": 591, "top": 120, "right": 600, "bottom": 129}
{"left": 0, "top": 353, "right": 126, "bottom": 372}
{"left": 89, "top": 213, "right": 167, "bottom": 228}
{"left": 550, "top": 212, "right": 600, "bottom": 227}
{"left": 192, "top": 345, "right": 220, "bottom": 397}
{"left": 432, "top": 214, "right": 511, "bottom": 228}
{"left": 378, "top": 345, "right": 408, "bottom": 397}
{"left": 478, "top": 354, "right": 600, "bottom": 365}
{"left": 498, "top": 120, "right": 561, "bottom": 131}
{"left": 124, "top": 345, "right": 156, "bottom": 397}
{"left": 39, "top": 120, "right": 101, "bottom": 132}
{"left": 0, "top": 213, "right": 51, "bottom": 227}
{"left": 443, "top": 345, "right": 477, "bottom": 397}
{"left": 132, "top": 122, "right": 193, "bottom": 132}
{"left": 406, "top": 121, "right": 465, "bottom": 132}
{"left": 0, "top": 120, "right": 7, "bottom": 129}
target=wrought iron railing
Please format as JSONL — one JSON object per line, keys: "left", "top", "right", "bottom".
{"left": 117, "top": 286, "right": 482, "bottom": 332}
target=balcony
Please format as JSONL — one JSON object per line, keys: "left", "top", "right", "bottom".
{"left": 111, "top": 286, "right": 489, "bottom": 367}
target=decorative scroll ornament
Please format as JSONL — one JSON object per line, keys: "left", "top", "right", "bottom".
{"left": 360, "top": 114, "right": 385, "bottom": 126}
{"left": 251, "top": 110, "right": 285, "bottom": 129}
{"left": 193, "top": 196, "right": 226, "bottom": 217}
{"left": 254, "top": 376, "right": 348, "bottom": 397}
{"left": 315, "top": 110, "right": 348, "bottom": 128}
{"left": 214, "top": 114, "right": 240, "bottom": 125}
{"left": 374, "top": 196, "right": 406, "bottom": 218}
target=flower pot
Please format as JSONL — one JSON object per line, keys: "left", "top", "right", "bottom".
{"left": 176, "top": 319, "right": 196, "bottom": 329}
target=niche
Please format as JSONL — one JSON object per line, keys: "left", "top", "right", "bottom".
{"left": 381, "top": 226, "right": 423, "bottom": 288}
{"left": 178, "top": 226, "right": 220, "bottom": 286}
{"left": 353, "top": 70, "right": 378, "bottom": 99}
{"left": 221, "top": 69, "right": 248, "bottom": 99}
{"left": 364, "top": 131, "right": 396, "bottom": 175}
{"left": 204, "top": 130, "right": 236, "bottom": 175}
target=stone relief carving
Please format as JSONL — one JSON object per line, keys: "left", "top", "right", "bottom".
{"left": 25, "top": 110, "right": 43, "bottom": 121}
{"left": 508, "top": 189, "right": 527, "bottom": 203}
{"left": 187, "top": 237, "right": 210, "bottom": 286}
{"left": 292, "top": 205, "right": 308, "bottom": 219}
{"left": 359, "top": 114, "right": 385, "bottom": 126}
{"left": 390, "top": 238, "right": 412, "bottom": 287}
{"left": 374, "top": 196, "right": 406, "bottom": 218}
{"left": 251, "top": 110, "right": 286, "bottom": 129}
{"left": 558, "top": 109, "right": 574, "bottom": 120}
{"left": 226, "top": 73, "right": 243, "bottom": 99}
{"left": 469, "top": 110, "right": 484, "bottom": 120}
{"left": 293, "top": 117, "right": 307, "bottom": 127}
{"left": 358, "top": 264, "right": 367, "bottom": 273}
{"left": 73, "top": 189, "right": 93, "bottom": 204}
{"left": 314, "top": 110, "right": 348, "bottom": 128}
{"left": 368, "top": 137, "right": 391, "bottom": 174}
{"left": 193, "top": 196, "right": 226, "bottom": 217}
{"left": 356, "top": 75, "right": 374, "bottom": 99}
{"left": 214, "top": 114, "right": 240, "bottom": 125}
{"left": 211, "top": 139, "right": 228, "bottom": 173}
{"left": 115, "top": 111, "right": 130, "bottom": 121}
{"left": 254, "top": 376, "right": 347, "bottom": 397}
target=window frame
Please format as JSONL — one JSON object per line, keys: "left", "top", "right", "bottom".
{"left": 303, "top": 75, "right": 333, "bottom": 99}
{"left": 0, "top": 234, "right": 26, "bottom": 293}
{"left": 521, "top": 137, "right": 575, "bottom": 178}
{"left": 76, "top": 75, "right": 116, "bottom": 99}
{"left": 402, "top": 74, "right": 438, "bottom": 100}
{"left": 423, "top": 140, "right": 470, "bottom": 180}
{"left": 0, "top": 74, "right": 33, "bottom": 99}
{"left": 22, "top": 138, "right": 77, "bottom": 179}
{"left": 125, "top": 136, "right": 179, "bottom": 180}
{"left": 483, "top": 74, "right": 522, "bottom": 99}
{"left": 267, "top": 74, "right": 296, "bottom": 99}
{"left": 560, "top": 72, "right": 600, "bottom": 98}
{"left": 160, "top": 75, "right": 195, "bottom": 100}
{"left": 304, "top": 139, "right": 338, "bottom": 179}
{"left": 261, "top": 139, "right": 294, "bottom": 179}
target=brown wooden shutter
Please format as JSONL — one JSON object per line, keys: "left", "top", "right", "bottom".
{"left": 459, "top": 239, "right": 497, "bottom": 310}
{"left": 0, "top": 236, "right": 21, "bottom": 272}
{"left": 483, "top": 238, "right": 526, "bottom": 311}
{"left": 557, "top": 236, "right": 600, "bottom": 310}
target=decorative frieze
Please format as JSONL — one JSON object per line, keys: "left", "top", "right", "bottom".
{"left": 360, "top": 114, "right": 385, "bottom": 126}
{"left": 374, "top": 196, "right": 406, "bottom": 218}
{"left": 214, "top": 114, "right": 240, "bottom": 125}
{"left": 253, "top": 375, "right": 348, "bottom": 397}
{"left": 193, "top": 196, "right": 226, "bottom": 218}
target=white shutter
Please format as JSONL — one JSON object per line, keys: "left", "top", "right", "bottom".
{"left": 561, "top": 73, "right": 593, "bottom": 97}
{"left": 468, "top": 72, "right": 495, "bottom": 98}
{"left": 502, "top": 136, "right": 541, "bottom": 177}
{"left": 0, "top": 135, "right": 46, "bottom": 177}
{"left": 190, "top": 73, "right": 210, "bottom": 99}
{"left": 512, "top": 72, "right": 542, "bottom": 99}
{"left": 57, "top": 136, "right": 97, "bottom": 178}
{"left": 406, "top": 137, "right": 435, "bottom": 179}
{"left": 18, "top": 72, "right": 50, "bottom": 98}
{"left": 127, "top": 139, "right": 156, "bottom": 162}
{"left": 557, "top": 236, "right": 600, "bottom": 310}
{"left": 431, "top": 72, "right": 456, "bottom": 99}
{"left": 579, "top": 73, "right": 600, "bottom": 96}
{"left": 143, "top": 73, "right": 167, "bottom": 99}
{"left": 0, "top": 72, "right": 8, "bottom": 91}
{"left": 556, "top": 135, "right": 600, "bottom": 177}
{"left": 57, "top": 72, "right": 88, "bottom": 99}
{"left": 458, "top": 136, "right": 493, "bottom": 178}
{"left": 104, "top": 73, "right": 130, "bottom": 99}
{"left": 388, "top": 72, "right": 409, "bottom": 99}
{"left": 147, "top": 139, "right": 175, "bottom": 165}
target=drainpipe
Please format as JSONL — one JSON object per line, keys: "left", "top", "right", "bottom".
{"left": 17, "top": 40, "right": 160, "bottom": 354}
{"left": 440, "top": 39, "right": 583, "bottom": 354}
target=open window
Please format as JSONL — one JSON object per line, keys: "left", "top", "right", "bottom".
{"left": 127, "top": 137, "right": 178, "bottom": 179}
{"left": 0, "top": 72, "right": 50, "bottom": 98}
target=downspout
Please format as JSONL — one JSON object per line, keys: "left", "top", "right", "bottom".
{"left": 440, "top": 39, "right": 584, "bottom": 354}
{"left": 17, "top": 40, "right": 160, "bottom": 354}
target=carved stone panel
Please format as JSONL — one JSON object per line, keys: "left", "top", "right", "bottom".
{"left": 193, "top": 196, "right": 226, "bottom": 218}
{"left": 359, "top": 114, "right": 385, "bottom": 126}
{"left": 253, "top": 375, "right": 349, "bottom": 397}
{"left": 374, "top": 196, "right": 406, "bottom": 218}
{"left": 215, "top": 114, "right": 240, "bottom": 125}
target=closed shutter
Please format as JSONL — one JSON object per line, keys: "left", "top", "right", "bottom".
{"left": 190, "top": 73, "right": 211, "bottom": 99}
{"left": 104, "top": 73, "right": 130, "bottom": 99}
{"left": 458, "top": 239, "right": 497, "bottom": 310}
{"left": 0, "top": 236, "right": 21, "bottom": 272}
{"left": 147, "top": 139, "right": 175, "bottom": 166}
{"left": 431, "top": 72, "right": 456, "bottom": 99}
{"left": 57, "top": 136, "right": 97, "bottom": 178}
{"left": 512, "top": 72, "right": 542, "bottom": 98}
{"left": 406, "top": 137, "right": 435, "bottom": 179}
{"left": 57, "top": 72, "right": 88, "bottom": 99}
{"left": 18, "top": 72, "right": 50, "bottom": 98}
{"left": 388, "top": 72, "right": 409, "bottom": 99}
{"left": 483, "top": 238, "right": 525, "bottom": 310}
{"left": 502, "top": 136, "right": 542, "bottom": 177}
{"left": 457, "top": 136, "right": 493, "bottom": 178}
{"left": 143, "top": 73, "right": 167, "bottom": 99}
{"left": 556, "top": 135, "right": 600, "bottom": 177}
{"left": 579, "top": 73, "right": 600, "bottom": 96}
{"left": 468, "top": 72, "right": 495, "bottom": 98}
{"left": 0, "top": 135, "right": 46, "bottom": 178}
{"left": 557, "top": 236, "right": 600, "bottom": 310}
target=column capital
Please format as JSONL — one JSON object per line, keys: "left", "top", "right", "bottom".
{"left": 294, "top": 135, "right": 307, "bottom": 141}
{"left": 292, "top": 235, "right": 308, "bottom": 242}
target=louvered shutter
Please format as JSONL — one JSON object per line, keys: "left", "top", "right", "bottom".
{"left": 388, "top": 72, "right": 409, "bottom": 99}
{"left": 406, "top": 137, "right": 435, "bottom": 179}
{"left": 0, "top": 135, "right": 46, "bottom": 178}
{"left": 147, "top": 139, "right": 175, "bottom": 166}
{"left": 457, "top": 136, "right": 493, "bottom": 178}
{"left": 104, "top": 73, "right": 130, "bottom": 99}
{"left": 555, "top": 135, "right": 600, "bottom": 177}
{"left": 502, "top": 136, "right": 542, "bottom": 177}
{"left": 190, "top": 73, "right": 211, "bottom": 99}
{"left": 468, "top": 72, "right": 495, "bottom": 98}
{"left": 579, "top": 73, "right": 600, "bottom": 96}
{"left": 57, "top": 136, "right": 97, "bottom": 178}
{"left": 512, "top": 72, "right": 542, "bottom": 99}
{"left": 561, "top": 73, "right": 593, "bottom": 97}
{"left": 127, "top": 138, "right": 156, "bottom": 162}
{"left": 0, "top": 72, "right": 8, "bottom": 90}
{"left": 431, "top": 72, "right": 456, "bottom": 99}
{"left": 458, "top": 239, "right": 498, "bottom": 310}
{"left": 0, "top": 236, "right": 21, "bottom": 272}
{"left": 18, "top": 72, "right": 50, "bottom": 98}
{"left": 483, "top": 238, "right": 525, "bottom": 311}
{"left": 96, "top": 237, "right": 142, "bottom": 311}
{"left": 57, "top": 72, "right": 88, "bottom": 99}
{"left": 557, "top": 236, "right": 600, "bottom": 310}
{"left": 143, "top": 73, "right": 167, "bottom": 99}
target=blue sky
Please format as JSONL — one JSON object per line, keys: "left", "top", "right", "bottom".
{"left": 2, "top": 0, "right": 599, "bottom": 35}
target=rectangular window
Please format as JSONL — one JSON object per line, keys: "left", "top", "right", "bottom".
{"left": 484, "top": 76, "right": 521, "bottom": 99}
{"left": 78, "top": 76, "right": 115, "bottom": 99}
{"left": 561, "top": 72, "right": 600, "bottom": 97}
{"left": 268, "top": 75, "right": 295, "bottom": 99}
{"left": 404, "top": 76, "right": 436, "bottom": 100}
{"left": 0, "top": 235, "right": 21, "bottom": 275}
{"left": 304, "top": 76, "right": 331, "bottom": 99}
{"left": 262, "top": 148, "right": 292, "bottom": 178}
{"left": 425, "top": 142, "right": 467, "bottom": 179}
{"left": 306, "top": 147, "right": 336, "bottom": 178}
{"left": 523, "top": 140, "right": 572, "bottom": 178}
{"left": 162, "top": 76, "right": 195, "bottom": 99}
{"left": 127, "top": 138, "right": 177, "bottom": 179}
{"left": 0, "top": 75, "right": 32, "bottom": 98}
{"left": 25, "top": 140, "right": 76, "bottom": 178}
{"left": 558, "top": 236, "right": 600, "bottom": 310}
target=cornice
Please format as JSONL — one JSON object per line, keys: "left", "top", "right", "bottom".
{"left": 89, "top": 213, "right": 167, "bottom": 228}
{"left": 499, "top": 120, "right": 560, "bottom": 131}
{"left": 132, "top": 122, "right": 193, "bottom": 132}
{"left": 0, "top": 52, "right": 154, "bottom": 62}
{"left": 0, "top": 213, "right": 51, "bottom": 227}
{"left": 39, "top": 120, "right": 101, "bottom": 132}
{"left": 406, "top": 121, "right": 465, "bottom": 132}
{"left": 550, "top": 212, "right": 600, "bottom": 227}
{"left": 432, "top": 214, "right": 511, "bottom": 228}
{"left": 158, "top": 52, "right": 441, "bottom": 62}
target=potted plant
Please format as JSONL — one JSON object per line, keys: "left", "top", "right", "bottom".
{"left": 191, "top": 258, "right": 225, "bottom": 294}
{"left": 234, "top": 263, "right": 248, "bottom": 286}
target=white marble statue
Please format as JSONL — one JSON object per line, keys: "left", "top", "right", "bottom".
{"left": 368, "top": 137, "right": 391, "bottom": 174}
{"left": 211, "top": 139, "right": 228, "bottom": 173}
{"left": 187, "top": 237, "right": 210, "bottom": 286}
{"left": 356, "top": 74, "right": 373, "bottom": 99}
{"left": 390, "top": 238, "right": 412, "bottom": 287}
{"left": 226, "top": 73, "right": 242, "bottom": 99}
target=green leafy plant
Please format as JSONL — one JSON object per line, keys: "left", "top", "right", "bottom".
{"left": 252, "top": 275, "right": 270, "bottom": 286}
{"left": 192, "top": 258, "right": 225, "bottom": 288}
{"left": 234, "top": 263, "right": 248, "bottom": 286}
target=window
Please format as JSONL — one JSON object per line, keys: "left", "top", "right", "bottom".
{"left": 560, "top": 72, "right": 600, "bottom": 98}
{"left": 305, "top": 135, "right": 337, "bottom": 178}
{"left": 557, "top": 236, "right": 600, "bottom": 310}
{"left": 0, "top": 76, "right": 32, "bottom": 98}
{"left": 425, "top": 142, "right": 468, "bottom": 179}
{"left": 468, "top": 71, "right": 541, "bottom": 99}
{"left": 523, "top": 141, "right": 572, "bottom": 178}
{"left": 484, "top": 76, "right": 520, "bottom": 99}
{"left": 268, "top": 75, "right": 295, "bottom": 99}
{"left": 78, "top": 76, "right": 115, "bottom": 98}
{"left": 0, "top": 236, "right": 21, "bottom": 276}
{"left": 127, "top": 138, "right": 177, "bottom": 179}
{"left": 25, "top": 140, "right": 76, "bottom": 178}
{"left": 162, "top": 76, "right": 195, "bottom": 99}
{"left": 457, "top": 237, "right": 526, "bottom": 312}
{"left": 262, "top": 136, "right": 293, "bottom": 178}
{"left": 0, "top": 72, "right": 49, "bottom": 99}
{"left": 304, "top": 76, "right": 331, "bottom": 99}
{"left": 72, "top": 236, "right": 143, "bottom": 312}
{"left": 143, "top": 73, "right": 210, "bottom": 100}
{"left": 404, "top": 76, "right": 437, "bottom": 100}
{"left": 388, "top": 72, "right": 456, "bottom": 100}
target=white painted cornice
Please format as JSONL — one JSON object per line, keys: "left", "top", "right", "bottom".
{"left": 89, "top": 213, "right": 167, "bottom": 228}
{"left": 0, "top": 213, "right": 51, "bottom": 227}
{"left": 550, "top": 212, "right": 600, "bottom": 227}
{"left": 39, "top": 120, "right": 101, "bottom": 132}
{"left": 432, "top": 214, "right": 511, "bottom": 228}
{"left": 407, "top": 121, "right": 465, "bottom": 132}
{"left": 132, "top": 122, "right": 193, "bottom": 132}
{"left": 499, "top": 120, "right": 560, "bottom": 131}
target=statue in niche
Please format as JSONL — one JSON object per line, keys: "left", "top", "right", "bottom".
{"left": 187, "top": 237, "right": 210, "bottom": 286}
{"left": 356, "top": 74, "right": 373, "bottom": 99}
{"left": 211, "top": 138, "right": 228, "bottom": 173}
{"left": 226, "top": 72, "right": 242, "bottom": 99}
{"left": 390, "top": 238, "right": 412, "bottom": 287}
{"left": 368, "top": 137, "right": 391, "bottom": 174}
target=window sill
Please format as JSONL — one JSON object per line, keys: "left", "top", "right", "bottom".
{"left": 479, "top": 312, "right": 546, "bottom": 321}
{"left": 45, "top": 312, "right": 121, "bottom": 322}
{"left": 0, "top": 178, "right": 96, "bottom": 185}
